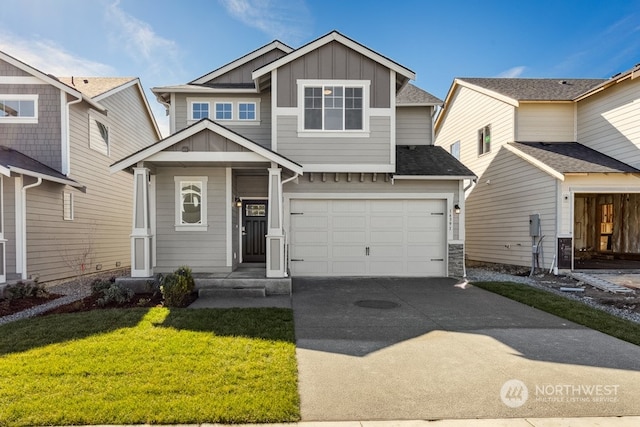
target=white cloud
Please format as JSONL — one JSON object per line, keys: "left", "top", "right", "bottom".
{"left": 219, "top": 0, "right": 312, "bottom": 44}
{"left": 0, "top": 31, "right": 115, "bottom": 76}
{"left": 497, "top": 66, "right": 526, "bottom": 78}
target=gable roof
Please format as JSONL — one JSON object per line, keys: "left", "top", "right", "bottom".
{"left": 506, "top": 142, "right": 640, "bottom": 181}
{"left": 0, "top": 146, "right": 83, "bottom": 188}
{"left": 574, "top": 62, "right": 640, "bottom": 101}
{"left": 110, "top": 118, "right": 302, "bottom": 174}
{"left": 396, "top": 84, "right": 443, "bottom": 106}
{"left": 252, "top": 31, "right": 416, "bottom": 82}
{"left": 395, "top": 145, "right": 475, "bottom": 178}
{"left": 190, "top": 41, "right": 293, "bottom": 85}
{"left": 457, "top": 78, "right": 606, "bottom": 102}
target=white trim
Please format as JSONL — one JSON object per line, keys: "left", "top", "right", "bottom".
{"left": 390, "top": 70, "right": 396, "bottom": 168}
{"left": 285, "top": 192, "right": 454, "bottom": 200}
{"left": 238, "top": 101, "right": 257, "bottom": 121}
{"left": 60, "top": 90, "right": 70, "bottom": 175}
{"left": 302, "top": 164, "right": 394, "bottom": 173}
{"left": 0, "top": 176, "right": 4, "bottom": 283}
{"left": 252, "top": 31, "right": 415, "bottom": 81}
{"left": 392, "top": 175, "right": 476, "bottom": 180}
{"left": 14, "top": 178, "right": 22, "bottom": 275}
{"left": 274, "top": 107, "right": 298, "bottom": 116}
{"left": 504, "top": 144, "right": 565, "bottom": 181}
{"left": 150, "top": 174, "right": 157, "bottom": 269}
{"left": 148, "top": 151, "right": 269, "bottom": 163}
{"left": 214, "top": 101, "right": 233, "bottom": 120}
{"left": 191, "top": 41, "right": 293, "bottom": 84}
{"left": 111, "top": 119, "right": 303, "bottom": 174}
{"left": 8, "top": 166, "right": 84, "bottom": 188}
{"left": 189, "top": 100, "right": 210, "bottom": 120}
{"left": 170, "top": 92, "right": 176, "bottom": 134}
{"left": 174, "top": 176, "right": 209, "bottom": 231}
{"left": 0, "top": 76, "right": 45, "bottom": 84}
{"left": 63, "top": 191, "right": 74, "bottom": 221}
{"left": 455, "top": 79, "right": 520, "bottom": 107}
{"left": 272, "top": 69, "right": 278, "bottom": 151}
{"left": 186, "top": 97, "right": 260, "bottom": 122}
{"left": 298, "top": 131, "right": 370, "bottom": 138}
{"left": 154, "top": 86, "right": 260, "bottom": 95}
{"left": 226, "top": 168, "right": 232, "bottom": 267}
{"left": 0, "top": 94, "right": 38, "bottom": 123}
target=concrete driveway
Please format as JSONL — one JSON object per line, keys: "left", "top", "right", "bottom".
{"left": 292, "top": 277, "right": 640, "bottom": 421}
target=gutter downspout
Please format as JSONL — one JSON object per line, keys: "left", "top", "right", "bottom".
{"left": 63, "top": 92, "right": 83, "bottom": 176}
{"left": 21, "top": 177, "right": 42, "bottom": 280}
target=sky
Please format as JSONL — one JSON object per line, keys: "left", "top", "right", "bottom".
{"left": 1, "top": 0, "right": 639, "bottom": 136}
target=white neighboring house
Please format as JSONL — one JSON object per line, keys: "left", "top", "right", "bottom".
{"left": 0, "top": 50, "right": 160, "bottom": 286}
{"left": 111, "top": 31, "right": 475, "bottom": 285}
{"left": 435, "top": 68, "right": 640, "bottom": 272}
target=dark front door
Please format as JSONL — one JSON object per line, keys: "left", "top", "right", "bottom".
{"left": 242, "top": 200, "right": 268, "bottom": 263}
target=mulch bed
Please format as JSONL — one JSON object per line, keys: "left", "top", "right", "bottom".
{"left": 0, "top": 294, "right": 64, "bottom": 317}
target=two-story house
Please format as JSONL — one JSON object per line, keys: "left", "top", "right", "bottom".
{"left": 434, "top": 67, "right": 640, "bottom": 273}
{"left": 0, "top": 50, "right": 160, "bottom": 286}
{"left": 111, "top": 31, "right": 474, "bottom": 286}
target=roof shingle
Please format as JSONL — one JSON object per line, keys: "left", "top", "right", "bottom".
{"left": 396, "top": 84, "right": 443, "bottom": 105}
{"left": 458, "top": 78, "right": 606, "bottom": 101}
{"left": 395, "top": 145, "right": 475, "bottom": 177}
{"left": 58, "top": 77, "right": 136, "bottom": 98}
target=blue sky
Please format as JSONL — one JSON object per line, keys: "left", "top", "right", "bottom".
{"left": 1, "top": 0, "right": 639, "bottom": 135}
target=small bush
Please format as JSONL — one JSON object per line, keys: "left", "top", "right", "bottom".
{"left": 5, "top": 281, "right": 48, "bottom": 301}
{"left": 161, "top": 266, "right": 195, "bottom": 307}
{"left": 91, "top": 280, "right": 134, "bottom": 307}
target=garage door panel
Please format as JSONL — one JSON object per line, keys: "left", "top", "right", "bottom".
{"left": 291, "top": 245, "right": 329, "bottom": 258}
{"left": 369, "top": 260, "right": 404, "bottom": 275}
{"left": 292, "top": 261, "right": 329, "bottom": 275}
{"left": 369, "top": 231, "right": 404, "bottom": 243}
{"left": 332, "top": 261, "right": 367, "bottom": 274}
{"left": 370, "top": 245, "right": 404, "bottom": 257}
{"left": 333, "top": 215, "right": 367, "bottom": 229}
{"left": 332, "top": 201, "right": 366, "bottom": 213}
{"left": 291, "top": 215, "right": 329, "bottom": 229}
{"left": 407, "top": 231, "right": 444, "bottom": 243}
{"left": 370, "top": 200, "right": 404, "bottom": 212}
{"left": 333, "top": 231, "right": 366, "bottom": 243}
{"left": 332, "top": 245, "right": 367, "bottom": 257}
{"left": 370, "top": 216, "right": 403, "bottom": 228}
{"left": 291, "top": 231, "right": 328, "bottom": 244}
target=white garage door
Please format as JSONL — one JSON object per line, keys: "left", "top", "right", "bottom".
{"left": 289, "top": 199, "right": 447, "bottom": 276}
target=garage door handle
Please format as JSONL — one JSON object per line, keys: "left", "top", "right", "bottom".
{"left": 291, "top": 258, "right": 304, "bottom": 262}
{"left": 431, "top": 258, "right": 444, "bottom": 261}
{"left": 431, "top": 212, "right": 444, "bottom": 215}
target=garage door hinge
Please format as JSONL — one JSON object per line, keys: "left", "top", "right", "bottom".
{"left": 290, "top": 212, "right": 304, "bottom": 215}
{"left": 291, "top": 258, "right": 304, "bottom": 262}
{"left": 431, "top": 212, "right": 444, "bottom": 215}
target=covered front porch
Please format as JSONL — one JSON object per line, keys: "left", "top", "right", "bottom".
{"left": 110, "top": 119, "right": 302, "bottom": 282}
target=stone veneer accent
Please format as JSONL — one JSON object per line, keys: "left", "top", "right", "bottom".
{"left": 448, "top": 243, "right": 464, "bottom": 278}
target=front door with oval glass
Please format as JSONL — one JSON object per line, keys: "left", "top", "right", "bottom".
{"left": 242, "top": 200, "right": 268, "bottom": 263}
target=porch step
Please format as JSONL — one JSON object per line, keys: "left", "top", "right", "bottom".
{"left": 570, "top": 272, "right": 634, "bottom": 294}
{"left": 199, "top": 287, "right": 266, "bottom": 298}
{"left": 194, "top": 277, "right": 291, "bottom": 296}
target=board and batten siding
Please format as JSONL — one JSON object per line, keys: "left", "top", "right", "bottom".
{"left": 577, "top": 77, "right": 640, "bottom": 169}
{"left": 208, "top": 49, "right": 289, "bottom": 86}
{"left": 277, "top": 115, "right": 391, "bottom": 164}
{"left": 22, "top": 85, "right": 157, "bottom": 283}
{"left": 174, "top": 92, "right": 272, "bottom": 149}
{"left": 155, "top": 167, "right": 229, "bottom": 273}
{"left": 396, "top": 106, "right": 433, "bottom": 145}
{"left": 516, "top": 103, "right": 575, "bottom": 142}
{"left": 465, "top": 148, "right": 557, "bottom": 267}
{"left": 276, "top": 41, "right": 391, "bottom": 109}
{"left": 435, "top": 85, "right": 515, "bottom": 179}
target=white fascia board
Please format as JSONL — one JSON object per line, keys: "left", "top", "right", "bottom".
{"left": 302, "top": 164, "right": 395, "bottom": 173}
{"left": 9, "top": 166, "right": 84, "bottom": 188}
{"left": 147, "top": 151, "right": 268, "bottom": 162}
{"left": 393, "top": 175, "right": 477, "bottom": 180}
{"left": 252, "top": 32, "right": 415, "bottom": 81}
{"left": 455, "top": 79, "right": 520, "bottom": 107}
{"left": 152, "top": 85, "right": 259, "bottom": 95}
{"left": 191, "top": 41, "right": 294, "bottom": 84}
{"left": 0, "top": 165, "right": 11, "bottom": 177}
{"left": 504, "top": 144, "right": 565, "bottom": 181}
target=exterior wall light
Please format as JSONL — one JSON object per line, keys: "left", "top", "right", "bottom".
{"left": 235, "top": 198, "right": 242, "bottom": 208}
{"left": 454, "top": 204, "right": 461, "bottom": 214}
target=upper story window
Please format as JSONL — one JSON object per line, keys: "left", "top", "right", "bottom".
{"left": 298, "top": 80, "right": 369, "bottom": 136}
{"left": 238, "top": 102, "right": 256, "bottom": 120}
{"left": 478, "top": 125, "right": 491, "bottom": 156}
{"left": 63, "top": 191, "right": 74, "bottom": 221}
{"left": 174, "top": 176, "right": 208, "bottom": 231}
{"left": 215, "top": 102, "right": 232, "bottom": 120}
{"left": 0, "top": 94, "right": 38, "bottom": 123}
{"left": 450, "top": 141, "right": 460, "bottom": 160}
{"left": 192, "top": 102, "right": 209, "bottom": 120}
{"left": 89, "top": 111, "right": 110, "bottom": 156}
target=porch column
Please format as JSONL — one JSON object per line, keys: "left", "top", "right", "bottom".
{"left": 266, "top": 167, "right": 285, "bottom": 278}
{"left": 131, "top": 167, "right": 153, "bottom": 277}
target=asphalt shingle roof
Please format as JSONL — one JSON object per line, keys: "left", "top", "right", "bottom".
{"left": 509, "top": 142, "right": 640, "bottom": 174}
{"left": 395, "top": 145, "right": 475, "bottom": 177}
{"left": 0, "top": 145, "right": 82, "bottom": 185}
{"left": 458, "top": 78, "right": 606, "bottom": 101}
{"left": 58, "top": 77, "right": 136, "bottom": 98}
{"left": 396, "top": 83, "right": 443, "bottom": 105}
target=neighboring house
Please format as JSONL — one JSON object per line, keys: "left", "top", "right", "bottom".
{"left": 0, "top": 51, "right": 160, "bottom": 285}
{"left": 111, "top": 31, "right": 474, "bottom": 281}
{"left": 434, "top": 67, "right": 640, "bottom": 272}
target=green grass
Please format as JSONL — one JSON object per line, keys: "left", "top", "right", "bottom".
{"left": 474, "top": 281, "right": 640, "bottom": 346}
{"left": 0, "top": 307, "right": 299, "bottom": 426}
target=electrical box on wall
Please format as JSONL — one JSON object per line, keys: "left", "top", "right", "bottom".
{"left": 529, "top": 214, "right": 540, "bottom": 237}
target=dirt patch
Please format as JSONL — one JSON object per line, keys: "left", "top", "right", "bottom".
{"left": 0, "top": 294, "right": 64, "bottom": 317}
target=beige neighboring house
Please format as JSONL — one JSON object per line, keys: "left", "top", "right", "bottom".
{"left": 111, "top": 31, "right": 474, "bottom": 286}
{"left": 434, "top": 66, "right": 640, "bottom": 273}
{"left": 0, "top": 50, "right": 160, "bottom": 286}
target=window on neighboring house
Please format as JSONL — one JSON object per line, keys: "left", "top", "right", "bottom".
{"left": 238, "top": 103, "right": 256, "bottom": 120}
{"left": 192, "top": 102, "right": 209, "bottom": 120}
{"left": 478, "top": 125, "right": 491, "bottom": 155}
{"left": 89, "top": 116, "right": 109, "bottom": 156}
{"left": 174, "top": 177, "right": 208, "bottom": 231}
{"left": 0, "top": 95, "right": 37, "bottom": 123}
{"left": 63, "top": 192, "right": 74, "bottom": 221}
{"left": 450, "top": 141, "right": 460, "bottom": 160}
{"left": 215, "top": 102, "right": 232, "bottom": 120}
{"left": 303, "top": 84, "right": 364, "bottom": 131}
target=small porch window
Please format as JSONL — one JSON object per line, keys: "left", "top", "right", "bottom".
{"left": 174, "top": 176, "right": 208, "bottom": 231}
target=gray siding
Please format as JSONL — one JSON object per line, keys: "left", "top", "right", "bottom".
{"left": 397, "top": 106, "right": 433, "bottom": 145}
{"left": 174, "top": 91, "right": 272, "bottom": 148}
{"left": 3, "top": 176, "right": 16, "bottom": 277}
{"left": 277, "top": 116, "right": 391, "bottom": 164}
{"left": 236, "top": 175, "right": 268, "bottom": 197}
{"left": 165, "top": 129, "right": 251, "bottom": 153}
{"left": 208, "top": 49, "right": 289, "bottom": 85}
{"left": 276, "top": 41, "right": 391, "bottom": 108}
{"left": 155, "top": 167, "right": 229, "bottom": 273}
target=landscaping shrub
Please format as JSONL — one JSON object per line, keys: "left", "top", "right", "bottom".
{"left": 91, "top": 279, "right": 134, "bottom": 307}
{"left": 160, "top": 266, "right": 195, "bottom": 307}
{"left": 4, "top": 281, "right": 48, "bottom": 301}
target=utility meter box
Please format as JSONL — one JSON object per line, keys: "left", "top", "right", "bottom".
{"left": 529, "top": 214, "right": 540, "bottom": 237}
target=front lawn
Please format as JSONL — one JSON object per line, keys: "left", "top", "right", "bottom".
{"left": 474, "top": 281, "right": 640, "bottom": 346}
{"left": 0, "top": 307, "right": 299, "bottom": 426}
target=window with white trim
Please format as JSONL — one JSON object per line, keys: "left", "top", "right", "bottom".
{"left": 238, "top": 102, "right": 256, "bottom": 120}
{"left": 450, "top": 141, "right": 460, "bottom": 160}
{"left": 303, "top": 84, "right": 364, "bottom": 131}
{"left": 478, "top": 125, "right": 491, "bottom": 156}
{"left": 174, "top": 177, "right": 208, "bottom": 231}
{"left": 215, "top": 102, "right": 232, "bottom": 120}
{"left": 63, "top": 192, "right": 74, "bottom": 221}
{"left": 89, "top": 116, "right": 110, "bottom": 156}
{"left": 0, "top": 94, "right": 38, "bottom": 123}
{"left": 191, "top": 102, "right": 209, "bottom": 120}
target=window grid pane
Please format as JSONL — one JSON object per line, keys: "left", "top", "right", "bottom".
{"left": 239, "top": 103, "right": 256, "bottom": 120}
{"left": 192, "top": 103, "right": 209, "bottom": 120}
{"left": 303, "top": 85, "right": 363, "bottom": 131}
{"left": 215, "top": 103, "right": 232, "bottom": 120}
